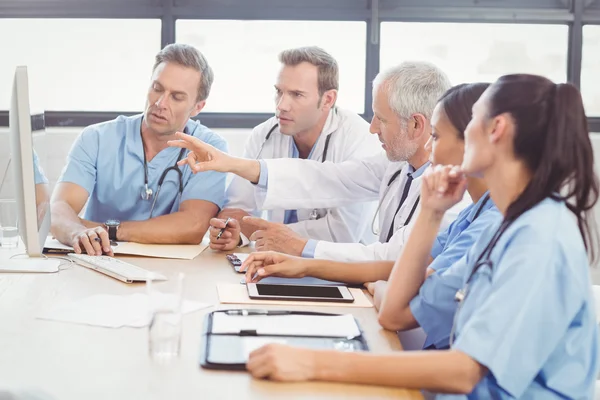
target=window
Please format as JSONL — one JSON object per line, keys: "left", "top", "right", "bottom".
{"left": 176, "top": 20, "right": 367, "bottom": 113}
{"left": 0, "top": 19, "right": 161, "bottom": 111}
{"left": 380, "top": 22, "right": 568, "bottom": 86}
{"left": 582, "top": 25, "right": 600, "bottom": 116}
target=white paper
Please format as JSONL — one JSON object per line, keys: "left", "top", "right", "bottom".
{"left": 211, "top": 313, "right": 360, "bottom": 338}
{"left": 241, "top": 337, "right": 288, "bottom": 359}
{"left": 37, "top": 293, "right": 210, "bottom": 328}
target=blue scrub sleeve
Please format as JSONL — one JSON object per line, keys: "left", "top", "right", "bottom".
{"left": 452, "top": 242, "right": 584, "bottom": 398}
{"left": 180, "top": 136, "right": 229, "bottom": 209}
{"left": 32, "top": 151, "right": 49, "bottom": 185}
{"left": 430, "top": 231, "right": 447, "bottom": 260}
{"left": 429, "top": 210, "right": 501, "bottom": 274}
{"left": 410, "top": 254, "right": 469, "bottom": 349}
{"left": 57, "top": 126, "right": 99, "bottom": 194}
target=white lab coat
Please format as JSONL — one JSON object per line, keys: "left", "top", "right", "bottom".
{"left": 255, "top": 152, "right": 472, "bottom": 261}
{"left": 225, "top": 107, "right": 381, "bottom": 246}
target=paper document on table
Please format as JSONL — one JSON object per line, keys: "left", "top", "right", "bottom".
{"left": 216, "top": 284, "right": 373, "bottom": 308}
{"left": 43, "top": 237, "right": 208, "bottom": 260}
{"left": 211, "top": 313, "right": 361, "bottom": 338}
{"left": 37, "top": 293, "right": 210, "bottom": 328}
{"left": 241, "top": 337, "right": 288, "bottom": 359}
{"left": 114, "top": 242, "right": 208, "bottom": 260}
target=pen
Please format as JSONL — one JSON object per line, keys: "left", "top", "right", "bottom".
{"left": 216, "top": 217, "right": 231, "bottom": 240}
{"left": 224, "top": 310, "right": 291, "bottom": 316}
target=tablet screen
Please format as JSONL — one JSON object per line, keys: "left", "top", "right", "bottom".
{"left": 256, "top": 284, "right": 343, "bottom": 298}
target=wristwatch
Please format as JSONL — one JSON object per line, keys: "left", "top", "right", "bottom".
{"left": 104, "top": 219, "right": 121, "bottom": 241}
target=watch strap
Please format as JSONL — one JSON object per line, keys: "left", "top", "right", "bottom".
{"left": 107, "top": 225, "right": 118, "bottom": 241}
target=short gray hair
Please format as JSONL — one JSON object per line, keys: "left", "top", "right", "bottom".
{"left": 278, "top": 46, "right": 339, "bottom": 96}
{"left": 373, "top": 61, "right": 451, "bottom": 121}
{"left": 153, "top": 43, "right": 214, "bottom": 102}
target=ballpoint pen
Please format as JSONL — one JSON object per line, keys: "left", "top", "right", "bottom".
{"left": 216, "top": 217, "right": 231, "bottom": 240}
{"left": 224, "top": 309, "right": 292, "bottom": 316}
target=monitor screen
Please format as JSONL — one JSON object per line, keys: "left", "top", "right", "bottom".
{"left": 9, "top": 66, "right": 51, "bottom": 257}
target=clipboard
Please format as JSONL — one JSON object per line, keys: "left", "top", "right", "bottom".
{"left": 199, "top": 309, "right": 370, "bottom": 370}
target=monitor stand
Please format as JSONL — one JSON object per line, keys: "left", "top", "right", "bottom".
{"left": 0, "top": 256, "right": 61, "bottom": 273}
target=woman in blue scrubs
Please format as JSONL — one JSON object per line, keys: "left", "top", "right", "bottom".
{"left": 243, "top": 74, "right": 600, "bottom": 399}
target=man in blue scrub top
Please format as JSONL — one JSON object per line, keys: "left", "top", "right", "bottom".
{"left": 50, "top": 43, "right": 228, "bottom": 255}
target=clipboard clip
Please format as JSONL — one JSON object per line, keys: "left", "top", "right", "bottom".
{"left": 238, "top": 329, "right": 258, "bottom": 336}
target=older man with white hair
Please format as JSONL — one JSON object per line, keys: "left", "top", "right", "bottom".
{"left": 168, "top": 61, "right": 471, "bottom": 261}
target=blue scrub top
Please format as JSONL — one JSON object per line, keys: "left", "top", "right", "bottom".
{"left": 429, "top": 192, "right": 499, "bottom": 273}
{"left": 33, "top": 150, "right": 48, "bottom": 185}
{"left": 58, "top": 114, "right": 228, "bottom": 222}
{"left": 409, "top": 192, "right": 502, "bottom": 349}
{"left": 437, "top": 198, "right": 599, "bottom": 399}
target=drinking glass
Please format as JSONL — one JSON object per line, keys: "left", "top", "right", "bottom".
{"left": 146, "top": 273, "right": 184, "bottom": 362}
{"left": 0, "top": 199, "right": 18, "bottom": 249}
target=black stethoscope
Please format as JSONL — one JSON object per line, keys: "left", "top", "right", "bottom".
{"left": 140, "top": 127, "right": 189, "bottom": 219}
{"left": 371, "top": 167, "right": 421, "bottom": 238}
{"left": 257, "top": 122, "right": 333, "bottom": 220}
{"left": 257, "top": 123, "right": 332, "bottom": 162}
{"left": 449, "top": 193, "right": 499, "bottom": 346}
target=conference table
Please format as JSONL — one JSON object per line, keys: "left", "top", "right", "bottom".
{"left": 0, "top": 243, "right": 423, "bottom": 400}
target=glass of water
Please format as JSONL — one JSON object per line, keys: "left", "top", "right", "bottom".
{"left": 146, "top": 272, "right": 184, "bottom": 362}
{"left": 0, "top": 199, "right": 18, "bottom": 249}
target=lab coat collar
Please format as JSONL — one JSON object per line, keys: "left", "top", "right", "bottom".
{"left": 320, "top": 107, "right": 340, "bottom": 137}
{"left": 407, "top": 161, "right": 431, "bottom": 179}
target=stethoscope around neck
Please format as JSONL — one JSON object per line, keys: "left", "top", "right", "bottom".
{"left": 140, "top": 126, "right": 189, "bottom": 219}
{"left": 258, "top": 122, "right": 333, "bottom": 221}
{"left": 449, "top": 193, "right": 497, "bottom": 347}
{"left": 371, "top": 168, "right": 412, "bottom": 236}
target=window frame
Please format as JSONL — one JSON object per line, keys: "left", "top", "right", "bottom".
{"left": 0, "top": 0, "right": 598, "bottom": 132}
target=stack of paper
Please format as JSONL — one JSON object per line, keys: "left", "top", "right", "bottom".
{"left": 37, "top": 293, "right": 210, "bottom": 328}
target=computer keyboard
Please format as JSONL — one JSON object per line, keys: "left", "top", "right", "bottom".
{"left": 67, "top": 253, "right": 167, "bottom": 283}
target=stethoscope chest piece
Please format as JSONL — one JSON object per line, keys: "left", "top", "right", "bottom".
{"left": 309, "top": 209, "right": 321, "bottom": 220}
{"left": 141, "top": 184, "right": 153, "bottom": 200}
{"left": 454, "top": 287, "right": 467, "bottom": 303}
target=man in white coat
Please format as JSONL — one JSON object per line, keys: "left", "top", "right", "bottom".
{"left": 207, "top": 46, "right": 381, "bottom": 255}
{"left": 169, "top": 61, "right": 471, "bottom": 261}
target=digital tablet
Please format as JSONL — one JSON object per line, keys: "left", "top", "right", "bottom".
{"left": 246, "top": 283, "right": 354, "bottom": 303}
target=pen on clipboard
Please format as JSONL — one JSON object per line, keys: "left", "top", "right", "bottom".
{"left": 224, "top": 309, "right": 291, "bottom": 316}
{"left": 216, "top": 217, "right": 231, "bottom": 240}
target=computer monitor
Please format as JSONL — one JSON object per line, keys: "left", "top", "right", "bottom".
{"left": 8, "top": 66, "right": 52, "bottom": 259}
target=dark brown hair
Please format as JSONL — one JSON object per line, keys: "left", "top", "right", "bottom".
{"left": 479, "top": 74, "right": 599, "bottom": 263}
{"left": 153, "top": 43, "right": 214, "bottom": 102}
{"left": 438, "top": 83, "right": 490, "bottom": 139}
{"left": 278, "top": 46, "right": 339, "bottom": 96}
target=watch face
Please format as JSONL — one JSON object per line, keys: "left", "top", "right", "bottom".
{"left": 105, "top": 219, "right": 120, "bottom": 227}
